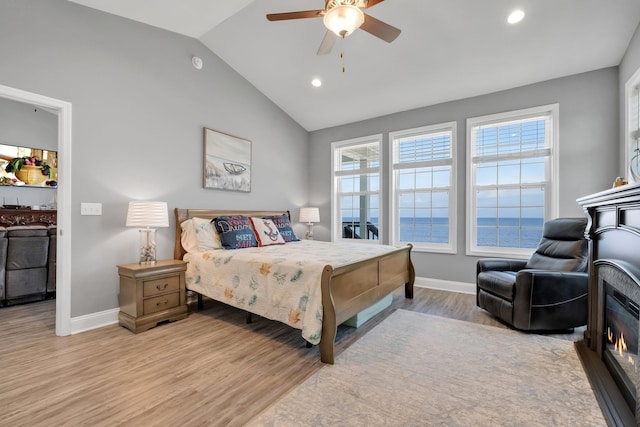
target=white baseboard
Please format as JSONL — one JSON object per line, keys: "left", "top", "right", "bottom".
{"left": 70, "top": 308, "right": 119, "bottom": 334}
{"left": 415, "top": 276, "right": 475, "bottom": 295}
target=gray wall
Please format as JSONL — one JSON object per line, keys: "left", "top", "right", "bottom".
{"left": 0, "top": 0, "right": 309, "bottom": 316}
{"left": 309, "top": 68, "right": 619, "bottom": 284}
{"left": 0, "top": 97, "right": 57, "bottom": 207}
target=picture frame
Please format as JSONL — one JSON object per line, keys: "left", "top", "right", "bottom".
{"left": 203, "top": 127, "right": 251, "bottom": 192}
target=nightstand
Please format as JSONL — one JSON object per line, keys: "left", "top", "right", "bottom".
{"left": 117, "top": 259, "right": 188, "bottom": 333}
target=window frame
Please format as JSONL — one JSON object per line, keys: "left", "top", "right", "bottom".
{"left": 389, "top": 121, "right": 457, "bottom": 253}
{"left": 466, "top": 104, "right": 559, "bottom": 258}
{"left": 331, "top": 134, "right": 383, "bottom": 244}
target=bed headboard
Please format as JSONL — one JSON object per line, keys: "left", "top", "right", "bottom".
{"left": 173, "top": 208, "right": 291, "bottom": 260}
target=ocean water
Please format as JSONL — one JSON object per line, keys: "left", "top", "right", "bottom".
{"left": 475, "top": 217, "right": 543, "bottom": 248}
{"left": 344, "top": 217, "right": 543, "bottom": 248}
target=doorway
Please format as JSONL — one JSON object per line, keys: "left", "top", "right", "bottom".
{"left": 0, "top": 84, "right": 71, "bottom": 336}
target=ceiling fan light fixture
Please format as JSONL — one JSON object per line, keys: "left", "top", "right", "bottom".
{"left": 323, "top": 4, "right": 364, "bottom": 37}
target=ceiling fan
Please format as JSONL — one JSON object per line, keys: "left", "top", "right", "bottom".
{"left": 266, "top": 0, "right": 401, "bottom": 55}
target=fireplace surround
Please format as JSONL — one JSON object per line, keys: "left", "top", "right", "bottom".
{"left": 577, "top": 183, "right": 640, "bottom": 426}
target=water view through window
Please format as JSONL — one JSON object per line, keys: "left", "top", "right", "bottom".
{"left": 344, "top": 216, "right": 542, "bottom": 247}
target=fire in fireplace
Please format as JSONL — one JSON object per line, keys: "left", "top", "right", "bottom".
{"left": 604, "top": 283, "right": 640, "bottom": 412}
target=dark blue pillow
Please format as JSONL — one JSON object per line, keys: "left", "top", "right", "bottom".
{"left": 212, "top": 215, "right": 258, "bottom": 249}
{"left": 265, "top": 214, "right": 299, "bottom": 242}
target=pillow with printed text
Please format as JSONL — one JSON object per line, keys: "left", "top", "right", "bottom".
{"left": 212, "top": 215, "right": 258, "bottom": 249}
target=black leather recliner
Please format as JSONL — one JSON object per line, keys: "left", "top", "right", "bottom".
{"left": 476, "top": 217, "right": 588, "bottom": 331}
{"left": 5, "top": 225, "right": 49, "bottom": 305}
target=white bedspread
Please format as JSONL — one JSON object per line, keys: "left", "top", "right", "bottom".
{"left": 184, "top": 240, "right": 399, "bottom": 344}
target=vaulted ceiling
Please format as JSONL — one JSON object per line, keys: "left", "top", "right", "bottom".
{"left": 68, "top": 0, "right": 640, "bottom": 131}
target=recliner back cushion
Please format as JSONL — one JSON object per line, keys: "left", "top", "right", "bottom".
{"left": 6, "top": 226, "right": 49, "bottom": 270}
{"left": 525, "top": 218, "right": 587, "bottom": 272}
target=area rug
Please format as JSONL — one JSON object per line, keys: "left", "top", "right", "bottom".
{"left": 248, "top": 310, "right": 605, "bottom": 426}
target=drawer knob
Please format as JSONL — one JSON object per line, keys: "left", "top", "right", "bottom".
{"left": 156, "top": 283, "right": 169, "bottom": 291}
{"left": 156, "top": 300, "right": 169, "bottom": 307}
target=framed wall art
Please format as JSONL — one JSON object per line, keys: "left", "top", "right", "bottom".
{"left": 203, "top": 127, "right": 251, "bottom": 192}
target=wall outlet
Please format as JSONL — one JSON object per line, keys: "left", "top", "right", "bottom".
{"left": 80, "top": 202, "right": 102, "bottom": 216}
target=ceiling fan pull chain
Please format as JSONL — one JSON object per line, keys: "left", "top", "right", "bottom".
{"left": 339, "top": 36, "right": 347, "bottom": 73}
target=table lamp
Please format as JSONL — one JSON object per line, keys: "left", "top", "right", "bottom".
{"left": 126, "top": 201, "right": 169, "bottom": 264}
{"left": 299, "top": 207, "right": 320, "bottom": 240}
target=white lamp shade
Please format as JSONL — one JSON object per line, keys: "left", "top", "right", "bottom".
{"left": 126, "top": 201, "right": 169, "bottom": 228}
{"left": 299, "top": 207, "right": 320, "bottom": 223}
{"left": 323, "top": 4, "right": 364, "bottom": 37}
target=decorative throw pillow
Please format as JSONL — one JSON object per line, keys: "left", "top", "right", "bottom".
{"left": 180, "top": 219, "right": 200, "bottom": 253}
{"left": 212, "top": 215, "right": 258, "bottom": 249}
{"left": 265, "top": 214, "right": 299, "bottom": 242}
{"left": 192, "top": 217, "right": 222, "bottom": 251}
{"left": 250, "top": 217, "right": 285, "bottom": 246}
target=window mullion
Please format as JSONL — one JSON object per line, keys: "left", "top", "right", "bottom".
{"left": 475, "top": 182, "right": 546, "bottom": 191}
{"left": 472, "top": 148, "right": 550, "bottom": 163}
{"left": 335, "top": 167, "right": 379, "bottom": 177}
{"left": 393, "top": 158, "right": 452, "bottom": 170}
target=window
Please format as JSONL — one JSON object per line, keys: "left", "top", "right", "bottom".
{"left": 625, "top": 67, "right": 640, "bottom": 183}
{"left": 390, "top": 122, "right": 456, "bottom": 253}
{"left": 467, "top": 104, "right": 558, "bottom": 257}
{"left": 331, "top": 135, "right": 381, "bottom": 242}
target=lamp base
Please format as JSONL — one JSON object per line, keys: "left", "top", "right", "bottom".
{"left": 305, "top": 223, "right": 314, "bottom": 240}
{"left": 138, "top": 228, "right": 157, "bottom": 264}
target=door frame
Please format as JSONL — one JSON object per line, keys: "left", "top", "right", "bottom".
{"left": 0, "top": 84, "right": 72, "bottom": 335}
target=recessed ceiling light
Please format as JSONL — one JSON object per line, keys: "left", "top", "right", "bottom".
{"left": 507, "top": 9, "right": 525, "bottom": 24}
{"left": 311, "top": 78, "right": 322, "bottom": 87}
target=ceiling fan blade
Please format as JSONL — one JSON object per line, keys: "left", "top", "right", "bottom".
{"left": 317, "top": 30, "right": 337, "bottom": 55}
{"left": 360, "top": 13, "right": 401, "bottom": 43}
{"left": 267, "top": 10, "right": 324, "bottom": 21}
{"left": 364, "top": 0, "right": 385, "bottom": 9}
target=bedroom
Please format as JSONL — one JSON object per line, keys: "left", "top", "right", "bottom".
{"left": 1, "top": 0, "right": 639, "bottom": 425}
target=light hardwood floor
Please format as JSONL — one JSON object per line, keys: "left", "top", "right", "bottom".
{"left": 0, "top": 287, "right": 583, "bottom": 426}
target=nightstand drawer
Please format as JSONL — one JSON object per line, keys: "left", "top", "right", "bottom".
{"left": 143, "top": 292, "right": 180, "bottom": 314}
{"left": 143, "top": 276, "right": 180, "bottom": 297}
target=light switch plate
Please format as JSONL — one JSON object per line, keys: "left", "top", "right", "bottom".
{"left": 81, "top": 202, "right": 102, "bottom": 216}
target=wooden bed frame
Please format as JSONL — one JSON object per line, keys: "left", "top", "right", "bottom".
{"left": 174, "top": 208, "right": 415, "bottom": 364}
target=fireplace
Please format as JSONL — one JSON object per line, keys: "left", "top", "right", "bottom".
{"left": 577, "top": 183, "right": 640, "bottom": 426}
{"left": 603, "top": 279, "right": 639, "bottom": 412}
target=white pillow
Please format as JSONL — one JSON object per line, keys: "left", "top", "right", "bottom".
{"left": 192, "top": 217, "right": 222, "bottom": 250}
{"left": 180, "top": 219, "right": 199, "bottom": 253}
{"left": 250, "top": 217, "right": 285, "bottom": 246}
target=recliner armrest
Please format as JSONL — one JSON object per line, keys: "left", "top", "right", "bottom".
{"left": 477, "top": 258, "right": 528, "bottom": 274}
{"left": 511, "top": 270, "right": 589, "bottom": 330}
{"left": 515, "top": 270, "right": 588, "bottom": 306}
